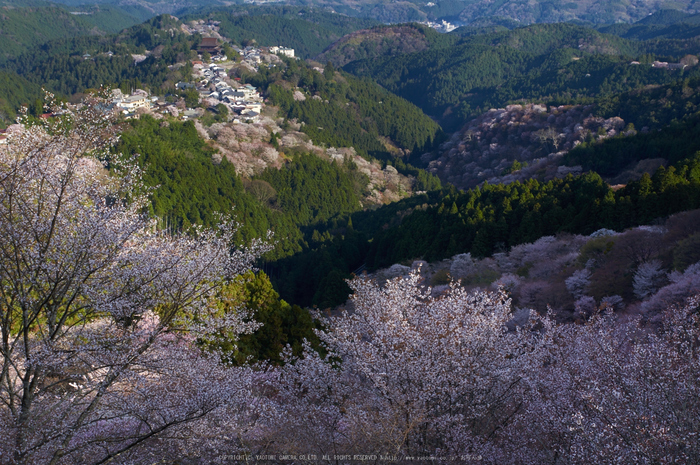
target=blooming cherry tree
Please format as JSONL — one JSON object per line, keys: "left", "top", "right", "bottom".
{"left": 633, "top": 259, "right": 667, "bottom": 299}
{"left": 0, "top": 97, "right": 266, "bottom": 464}
{"left": 512, "top": 299, "right": 700, "bottom": 464}
{"left": 264, "top": 273, "right": 541, "bottom": 459}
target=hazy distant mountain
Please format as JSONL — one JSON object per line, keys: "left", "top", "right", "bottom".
{"left": 15, "top": 0, "right": 700, "bottom": 26}
{"left": 456, "top": 0, "right": 698, "bottom": 25}
{"left": 262, "top": 0, "right": 700, "bottom": 26}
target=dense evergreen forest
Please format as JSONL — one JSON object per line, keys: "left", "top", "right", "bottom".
{"left": 564, "top": 113, "right": 700, "bottom": 176}
{"left": 597, "top": 9, "right": 700, "bottom": 40}
{"left": 0, "top": 72, "right": 40, "bottom": 128}
{"left": 341, "top": 22, "right": 700, "bottom": 130}
{"left": 187, "top": 6, "right": 379, "bottom": 58}
{"left": 6, "top": 15, "right": 198, "bottom": 96}
{"left": 365, "top": 154, "right": 700, "bottom": 268}
{"left": 114, "top": 116, "right": 380, "bottom": 261}
{"left": 0, "top": 2, "right": 151, "bottom": 62}
{"left": 251, "top": 58, "right": 443, "bottom": 161}
{"left": 63, "top": 4, "right": 143, "bottom": 33}
{"left": 593, "top": 74, "right": 700, "bottom": 129}
{"left": 316, "top": 23, "right": 456, "bottom": 67}
{"left": 0, "top": 5, "right": 96, "bottom": 61}
{"left": 114, "top": 117, "right": 295, "bottom": 252}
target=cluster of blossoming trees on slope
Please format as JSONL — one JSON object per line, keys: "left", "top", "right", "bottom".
{"left": 1, "top": 102, "right": 699, "bottom": 464}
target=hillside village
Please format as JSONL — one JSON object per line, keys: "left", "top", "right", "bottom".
{"left": 110, "top": 32, "right": 293, "bottom": 124}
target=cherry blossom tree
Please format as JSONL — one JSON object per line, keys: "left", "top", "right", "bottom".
{"left": 449, "top": 252, "right": 476, "bottom": 279}
{"left": 633, "top": 260, "right": 667, "bottom": 299}
{"left": 510, "top": 299, "right": 700, "bottom": 464}
{"left": 259, "top": 271, "right": 700, "bottom": 463}
{"left": 565, "top": 269, "right": 591, "bottom": 299}
{"left": 641, "top": 262, "right": 700, "bottom": 319}
{"left": 0, "top": 97, "right": 267, "bottom": 464}
{"left": 262, "top": 273, "right": 541, "bottom": 459}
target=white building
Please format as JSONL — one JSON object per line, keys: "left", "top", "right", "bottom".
{"left": 118, "top": 95, "right": 149, "bottom": 111}
{"left": 269, "top": 46, "right": 295, "bottom": 58}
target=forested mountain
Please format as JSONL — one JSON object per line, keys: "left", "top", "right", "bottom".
{"left": 598, "top": 9, "right": 700, "bottom": 40}
{"left": 1, "top": 2, "right": 700, "bottom": 320}
{"left": 114, "top": 117, "right": 303, "bottom": 257}
{"left": 42, "top": 0, "right": 222, "bottom": 18}
{"left": 366, "top": 153, "right": 700, "bottom": 268}
{"left": 0, "top": 8, "right": 444, "bottom": 270}
{"left": 190, "top": 6, "right": 379, "bottom": 58}
{"left": 5, "top": 111, "right": 700, "bottom": 463}
{"left": 108, "top": 55, "right": 443, "bottom": 255}
{"left": 420, "top": 73, "right": 700, "bottom": 190}
{"left": 339, "top": 23, "right": 700, "bottom": 130}
{"left": 5, "top": 15, "right": 198, "bottom": 96}
{"left": 114, "top": 115, "right": 402, "bottom": 263}
{"left": 248, "top": 57, "right": 443, "bottom": 160}
{"left": 3, "top": 10, "right": 694, "bottom": 311}
{"left": 270, "top": 128, "right": 700, "bottom": 308}
{"left": 60, "top": 4, "right": 143, "bottom": 33}
{"left": 0, "top": 9, "right": 375, "bottom": 97}
{"left": 317, "top": 23, "right": 455, "bottom": 67}
{"left": 0, "top": 1, "right": 154, "bottom": 61}
{"left": 15, "top": 0, "right": 700, "bottom": 27}
{"left": 0, "top": 5, "right": 98, "bottom": 61}
{"left": 564, "top": 113, "right": 700, "bottom": 177}
{"left": 454, "top": 0, "right": 697, "bottom": 25}
{"left": 5, "top": 5, "right": 700, "bottom": 462}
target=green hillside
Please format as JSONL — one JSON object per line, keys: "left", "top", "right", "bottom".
{"left": 365, "top": 152, "right": 700, "bottom": 268}
{"left": 269, "top": 122, "right": 700, "bottom": 308}
{"left": 188, "top": 6, "right": 380, "bottom": 58}
{"left": 342, "top": 23, "right": 700, "bottom": 130}
{"left": 65, "top": 4, "right": 142, "bottom": 33}
{"left": 253, "top": 59, "right": 442, "bottom": 160}
{"left": 7, "top": 15, "right": 198, "bottom": 96}
{"left": 0, "top": 71, "right": 40, "bottom": 127}
{"left": 598, "top": 9, "right": 700, "bottom": 40}
{"left": 114, "top": 117, "right": 370, "bottom": 261}
{"left": 455, "top": 0, "right": 696, "bottom": 25}
{"left": 0, "top": 5, "right": 98, "bottom": 61}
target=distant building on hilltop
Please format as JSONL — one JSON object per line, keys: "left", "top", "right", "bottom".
{"left": 199, "top": 37, "right": 221, "bottom": 54}
{"left": 269, "top": 46, "right": 295, "bottom": 58}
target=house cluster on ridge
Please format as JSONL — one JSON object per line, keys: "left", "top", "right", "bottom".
{"left": 190, "top": 62, "right": 263, "bottom": 122}
{"left": 417, "top": 20, "right": 457, "bottom": 33}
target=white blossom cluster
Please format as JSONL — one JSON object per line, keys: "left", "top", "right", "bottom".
{"left": 251, "top": 272, "right": 700, "bottom": 464}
